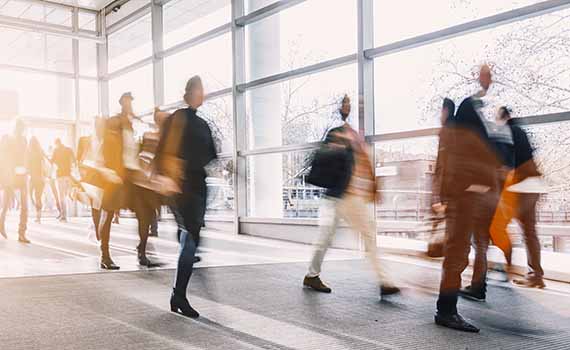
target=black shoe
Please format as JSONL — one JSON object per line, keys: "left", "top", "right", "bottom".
{"left": 303, "top": 276, "right": 332, "bottom": 293}
{"left": 459, "top": 285, "right": 486, "bottom": 302}
{"left": 170, "top": 293, "right": 199, "bottom": 319}
{"left": 100, "top": 259, "right": 120, "bottom": 270}
{"left": 435, "top": 313, "right": 480, "bottom": 333}
{"left": 193, "top": 256, "right": 202, "bottom": 264}
{"left": 138, "top": 255, "right": 156, "bottom": 267}
{"left": 380, "top": 285, "right": 401, "bottom": 296}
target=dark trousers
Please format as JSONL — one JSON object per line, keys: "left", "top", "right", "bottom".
{"left": 0, "top": 182, "right": 28, "bottom": 236}
{"left": 517, "top": 193, "right": 543, "bottom": 276}
{"left": 30, "top": 179, "right": 45, "bottom": 221}
{"left": 470, "top": 190, "right": 500, "bottom": 288}
{"left": 437, "top": 192, "right": 490, "bottom": 315}
{"left": 172, "top": 178, "right": 207, "bottom": 297}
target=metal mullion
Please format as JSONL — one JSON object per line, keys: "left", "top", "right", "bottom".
{"left": 235, "top": 0, "right": 306, "bottom": 26}
{"left": 0, "top": 63, "right": 75, "bottom": 78}
{"left": 97, "top": 11, "right": 109, "bottom": 116}
{"left": 161, "top": 87, "right": 233, "bottom": 110}
{"left": 365, "top": 0, "right": 570, "bottom": 60}
{"left": 515, "top": 111, "right": 570, "bottom": 126}
{"left": 232, "top": 0, "right": 246, "bottom": 235}
{"left": 106, "top": 3, "right": 152, "bottom": 35}
{"left": 25, "top": 0, "right": 98, "bottom": 14}
{"left": 157, "top": 22, "right": 231, "bottom": 59}
{"left": 0, "top": 14, "right": 104, "bottom": 42}
{"left": 151, "top": 0, "right": 164, "bottom": 107}
{"left": 106, "top": 56, "right": 153, "bottom": 80}
{"left": 78, "top": 75, "right": 99, "bottom": 81}
{"left": 240, "top": 142, "right": 320, "bottom": 157}
{"left": 238, "top": 53, "right": 357, "bottom": 92}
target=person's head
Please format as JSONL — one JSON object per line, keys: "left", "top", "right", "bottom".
{"left": 441, "top": 98, "right": 455, "bottom": 125}
{"left": 339, "top": 94, "right": 351, "bottom": 122}
{"left": 13, "top": 119, "right": 25, "bottom": 137}
{"left": 119, "top": 92, "right": 134, "bottom": 116}
{"left": 479, "top": 64, "right": 493, "bottom": 92}
{"left": 184, "top": 76, "right": 204, "bottom": 109}
{"left": 55, "top": 138, "right": 62, "bottom": 147}
{"left": 496, "top": 106, "right": 512, "bottom": 124}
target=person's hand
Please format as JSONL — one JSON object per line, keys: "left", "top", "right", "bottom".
{"left": 153, "top": 175, "right": 181, "bottom": 196}
{"left": 432, "top": 202, "right": 447, "bottom": 215}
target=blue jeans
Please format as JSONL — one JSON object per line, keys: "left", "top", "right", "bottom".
{"left": 173, "top": 226, "right": 197, "bottom": 297}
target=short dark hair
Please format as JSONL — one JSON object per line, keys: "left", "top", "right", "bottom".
{"left": 442, "top": 98, "right": 455, "bottom": 118}
{"left": 499, "top": 106, "right": 512, "bottom": 120}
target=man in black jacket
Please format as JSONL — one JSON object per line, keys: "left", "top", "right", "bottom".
{"left": 156, "top": 76, "right": 217, "bottom": 319}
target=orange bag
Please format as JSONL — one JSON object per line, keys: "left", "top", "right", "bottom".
{"left": 489, "top": 171, "right": 517, "bottom": 265}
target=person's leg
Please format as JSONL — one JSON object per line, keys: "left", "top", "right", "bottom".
{"left": 170, "top": 226, "right": 199, "bottom": 318}
{"left": 18, "top": 183, "right": 29, "bottom": 241}
{"left": 340, "top": 194, "right": 396, "bottom": 291}
{"left": 437, "top": 196, "right": 473, "bottom": 315}
{"left": 132, "top": 186, "right": 154, "bottom": 265}
{"left": 306, "top": 197, "right": 339, "bottom": 279}
{"left": 91, "top": 207, "right": 101, "bottom": 241}
{"left": 514, "top": 193, "right": 544, "bottom": 287}
{"left": 0, "top": 188, "right": 12, "bottom": 238}
{"left": 57, "top": 177, "right": 67, "bottom": 220}
{"left": 98, "top": 209, "right": 118, "bottom": 269}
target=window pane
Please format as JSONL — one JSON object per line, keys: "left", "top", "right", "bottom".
{"left": 79, "top": 10, "right": 97, "bottom": 31}
{"left": 164, "top": 33, "right": 232, "bottom": 104}
{"left": 163, "top": 0, "right": 231, "bottom": 49}
{"left": 0, "top": 69, "right": 75, "bottom": 119}
{"left": 0, "top": 29, "right": 73, "bottom": 73}
{"left": 247, "top": 150, "right": 324, "bottom": 218}
{"left": 206, "top": 158, "right": 234, "bottom": 217}
{"left": 198, "top": 95, "right": 234, "bottom": 154}
{"left": 106, "top": 0, "right": 150, "bottom": 27}
{"left": 245, "top": 0, "right": 278, "bottom": 14}
{"left": 374, "top": 0, "right": 544, "bottom": 46}
{"left": 246, "top": 64, "right": 357, "bottom": 150}
{"left": 109, "top": 64, "right": 154, "bottom": 115}
{"left": 79, "top": 79, "right": 99, "bottom": 120}
{"left": 79, "top": 41, "right": 98, "bottom": 77}
{"left": 374, "top": 9, "right": 570, "bottom": 134}
{"left": 245, "top": 0, "right": 357, "bottom": 81}
{"left": 108, "top": 14, "right": 152, "bottom": 72}
{"left": 3, "top": 1, "right": 72, "bottom": 27}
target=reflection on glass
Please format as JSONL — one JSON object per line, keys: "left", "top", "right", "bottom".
{"left": 206, "top": 158, "right": 234, "bottom": 217}
{"left": 198, "top": 95, "right": 234, "bottom": 154}
{"left": 79, "top": 79, "right": 99, "bottom": 120}
{"left": 246, "top": 64, "right": 358, "bottom": 150}
{"left": 79, "top": 41, "right": 98, "bottom": 77}
{"left": 374, "top": 8, "right": 570, "bottom": 134}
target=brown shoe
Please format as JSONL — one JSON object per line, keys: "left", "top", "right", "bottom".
{"left": 513, "top": 276, "right": 545, "bottom": 289}
{"left": 380, "top": 285, "right": 401, "bottom": 296}
{"left": 303, "top": 276, "right": 332, "bottom": 293}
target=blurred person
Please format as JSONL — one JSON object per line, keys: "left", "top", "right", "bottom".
{"left": 28, "top": 137, "right": 47, "bottom": 223}
{"left": 0, "top": 135, "right": 10, "bottom": 239}
{"left": 428, "top": 98, "right": 455, "bottom": 257}
{"left": 77, "top": 117, "right": 106, "bottom": 241}
{"left": 51, "top": 138, "right": 75, "bottom": 222}
{"left": 434, "top": 65, "right": 502, "bottom": 333}
{"left": 155, "top": 76, "right": 217, "bottom": 319}
{"left": 459, "top": 102, "right": 517, "bottom": 302}
{"left": 0, "top": 119, "right": 30, "bottom": 243}
{"left": 99, "top": 92, "right": 159, "bottom": 269}
{"left": 496, "top": 106, "right": 545, "bottom": 288}
{"left": 303, "top": 95, "right": 400, "bottom": 297}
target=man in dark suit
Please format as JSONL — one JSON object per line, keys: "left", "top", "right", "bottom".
{"left": 155, "top": 76, "right": 217, "bottom": 319}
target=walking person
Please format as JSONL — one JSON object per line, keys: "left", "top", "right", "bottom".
{"left": 499, "top": 107, "right": 546, "bottom": 288}
{"left": 0, "top": 119, "right": 31, "bottom": 243}
{"left": 51, "top": 138, "right": 75, "bottom": 222}
{"left": 303, "top": 95, "right": 399, "bottom": 297}
{"left": 434, "top": 65, "right": 502, "bottom": 333}
{"left": 28, "top": 137, "right": 47, "bottom": 223}
{"left": 155, "top": 76, "right": 217, "bottom": 319}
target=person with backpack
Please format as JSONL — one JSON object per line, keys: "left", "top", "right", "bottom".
{"left": 303, "top": 95, "right": 400, "bottom": 297}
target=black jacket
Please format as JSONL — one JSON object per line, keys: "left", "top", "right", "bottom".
{"left": 322, "top": 125, "right": 354, "bottom": 198}
{"left": 507, "top": 119, "right": 541, "bottom": 183}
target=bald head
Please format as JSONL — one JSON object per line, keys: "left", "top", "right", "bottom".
{"left": 479, "top": 64, "right": 492, "bottom": 91}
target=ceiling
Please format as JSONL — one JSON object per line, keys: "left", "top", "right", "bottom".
{"left": 39, "top": 0, "right": 113, "bottom": 10}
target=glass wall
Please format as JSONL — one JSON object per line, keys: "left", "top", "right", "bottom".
{"left": 99, "top": 0, "right": 570, "bottom": 250}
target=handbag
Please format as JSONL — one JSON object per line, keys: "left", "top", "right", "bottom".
{"left": 307, "top": 144, "right": 351, "bottom": 189}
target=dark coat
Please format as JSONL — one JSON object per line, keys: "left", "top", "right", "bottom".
{"left": 507, "top": 119, "right": 541, "bottom": 183}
